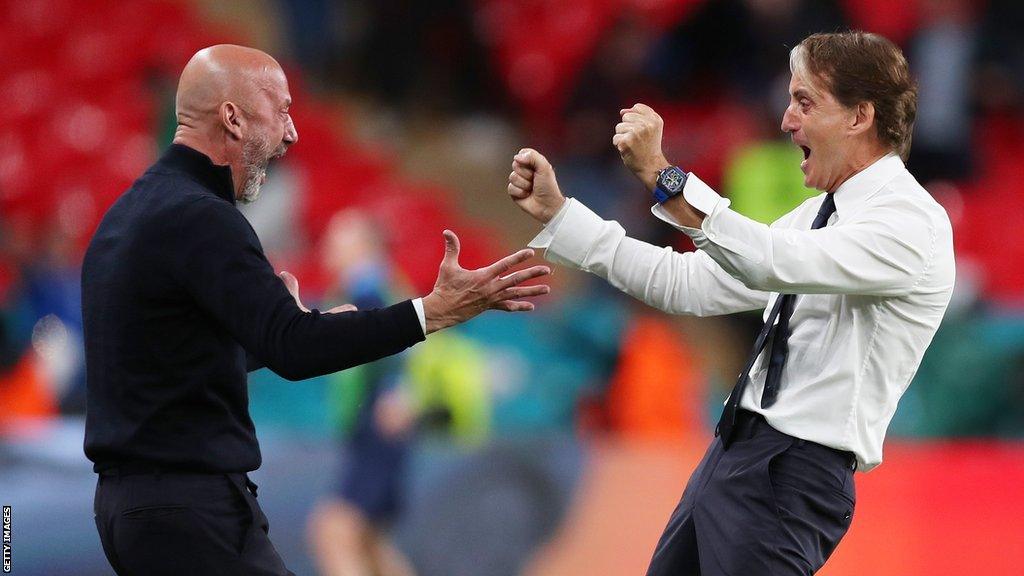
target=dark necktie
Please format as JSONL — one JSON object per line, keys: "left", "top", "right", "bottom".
{"left": 716, "top": 193, "right": 836, "bottom": 449}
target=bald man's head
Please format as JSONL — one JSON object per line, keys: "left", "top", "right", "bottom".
{"left": 173, "top": 45, "right": 298, "bottom": 203}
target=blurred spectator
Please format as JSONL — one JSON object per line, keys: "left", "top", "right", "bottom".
{"left": 341, "top": 0, "right": 504, "bottom": 114}
{"left": 307, "top": 211, "right": 419, "bottom": 576}
{"left": 722, "top": 141, "right": 817, "bottom": 223}
{"left": 650, "top": 0, "right": 847, "bottom": 104}
{"left": 277, "top": 0, "right": 341, "bottom": 84}
{"left": 599, "top": 308, "right": 706, "bottom": 441}
{"left": 558, "top": 16, "right": 665, "bottom": 237}
{"left": 975, "top": 0, "right": 1024, "bottom": 116}
{"left": 907, "top": 0, "right": 977, "bottom": 182}
{"left": 396, "top": 288, "right": 625, "bottom": 576}
{"left": 893, "top": 303, "right": 1024, "bottom": 437}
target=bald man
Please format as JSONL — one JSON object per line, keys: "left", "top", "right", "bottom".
{"left": 83, "top": 45, "right": 549, "bottom": 575}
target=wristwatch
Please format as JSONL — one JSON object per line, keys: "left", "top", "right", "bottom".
{"left": 652, "top": 165, "right": 688, "bottom": 204}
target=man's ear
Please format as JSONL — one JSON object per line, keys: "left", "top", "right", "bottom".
{"left": 221, "top": 102, "right": 244, "bottom": 140}
{"left": 849, "top": 101, "right": 875, "bottom": 137}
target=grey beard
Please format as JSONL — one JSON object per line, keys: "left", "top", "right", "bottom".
{"left": 239, "top": 137, "right": 270, "bottom": 204}
{"left": 238, "top": 137, "right": 286, "bottom": 205}
{"left": 239, "top": 167, "right": 264, "bottom": 204}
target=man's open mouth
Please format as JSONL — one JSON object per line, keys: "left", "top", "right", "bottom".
{"left": 801, "top": 145, "right": 811, "bottom": 160}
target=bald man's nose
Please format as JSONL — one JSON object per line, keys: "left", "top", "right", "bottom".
{"left": 284, "top": 116, "right": 298, "bottom": 145}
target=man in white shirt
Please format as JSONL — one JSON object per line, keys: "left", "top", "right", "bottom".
{"left": 507, "top": 31, "right": 954, "bottom": 575}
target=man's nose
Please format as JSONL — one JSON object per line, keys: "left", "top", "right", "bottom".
{"left": 284, "top": 116, "right": 298, "bottom": 145}
{"left": 781, "top": 106, "right": 798, "bottom": 134}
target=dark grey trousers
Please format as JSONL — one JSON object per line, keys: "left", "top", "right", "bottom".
{"left": 645, "top": 410, "right": 857, "bottom": 575}
{"left": 94, "top": 471, "right": 294, "bottom": 575}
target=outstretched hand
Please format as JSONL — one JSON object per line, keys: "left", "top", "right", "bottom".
{"left": 508, "top": 148, "right": 566, "bottom": 224}
{"left": 279, "top": 271, "right": 358, "bottom": 314}
{"left": 422, "top": 230, "right": 550, "bottom": 334}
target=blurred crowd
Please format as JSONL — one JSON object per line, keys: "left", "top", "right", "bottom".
{"left": 2, "top": 0, "right": 1024, "bottom": 574}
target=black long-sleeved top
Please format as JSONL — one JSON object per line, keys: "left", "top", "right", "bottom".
{"left": 82, "top": 144, "right": 424, "bottom": 473}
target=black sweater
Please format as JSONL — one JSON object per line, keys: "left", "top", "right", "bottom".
{"left": 82, "top": 144, "right": 424, "bottom": 473}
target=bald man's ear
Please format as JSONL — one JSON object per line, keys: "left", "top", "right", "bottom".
{"left": 221, "top": 102, "right": 245, "bottom": 141}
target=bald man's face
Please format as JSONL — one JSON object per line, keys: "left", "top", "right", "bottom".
{"left": 237, "top": 67, "right": 297, "bottom": 204}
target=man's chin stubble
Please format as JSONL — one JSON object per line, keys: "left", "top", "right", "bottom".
{"left": 239, "top": 169, "right": 264, "bottom": 204}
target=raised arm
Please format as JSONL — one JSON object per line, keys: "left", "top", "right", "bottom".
{"left": 613, "top": 103, "right": 951, "bottom": 297}
{"left": 508, "top": 149, "right": 768, "bottom": 316}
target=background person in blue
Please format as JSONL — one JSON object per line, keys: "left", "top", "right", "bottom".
{"left": 305, "top": 210, "right": 419, "bottom": 576}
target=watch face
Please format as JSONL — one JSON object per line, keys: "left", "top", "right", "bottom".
{"left": 661, "top": 167, "right": 686, "bottom": 193}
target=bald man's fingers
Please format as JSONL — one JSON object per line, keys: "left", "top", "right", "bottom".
{"left": 279, "top": 271, "right": 310, "bottom": 312}
{"left": 491, "top": 300, "right": 536, "bottom": 312}
{"left": 495, "top": 264, "right": 550, "bottom": 290}
{"left": 496, "top": 284, "right": 550, "bottom": 300}
{"left": 482, "top": 249, "right": 536, "bottom": 278}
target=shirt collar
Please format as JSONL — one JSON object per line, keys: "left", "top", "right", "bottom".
{"left": 156, "top": 143, "right": 237, "bottom": 205}
{"left": 831, "top": 153, "right": 904, "bottom": 217}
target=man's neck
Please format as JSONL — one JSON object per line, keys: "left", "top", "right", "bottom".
{"left": 172, "top": 130, "right": 226, "bottom": 164}
{"left": 828, "top": 146, "right": 890, "bottom": 193}
{"left": 172, "top": 130, "right": 242, "bottom": 199}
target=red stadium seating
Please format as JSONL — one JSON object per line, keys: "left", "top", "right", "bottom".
{"left": 0, "top": 0, "right": 501, "bottom": 297}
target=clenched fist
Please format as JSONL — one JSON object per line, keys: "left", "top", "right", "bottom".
{"left": 613, "top": 103, "right": 671, "bottom": 191}
{"left": 507, "top": 148, "right": 566, "bottom": 224}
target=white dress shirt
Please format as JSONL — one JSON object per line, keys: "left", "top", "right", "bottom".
{"left": 530, "top": 153, "right": 955, "bottom": 471}
{"left": 412, "top": 298, "right": 426, "bottom": 334}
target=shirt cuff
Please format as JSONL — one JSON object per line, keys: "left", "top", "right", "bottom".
{"left": 682, "top": 172, "right": 723, "bottom": 215}
{"left": 651, "top": 204, "right": 706, "bottom": 241}
{"left": 527, "top": 198, "right": 575, "bottom": 250}
{"left": 650, "top": 172, "right": 729, "bottom": 246}
{"left": 411, "top": 297, "right": 426, "bottom": 335}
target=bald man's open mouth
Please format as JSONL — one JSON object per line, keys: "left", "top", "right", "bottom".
{"left": 260, "top": 145, "right": 288, "bottom": 184}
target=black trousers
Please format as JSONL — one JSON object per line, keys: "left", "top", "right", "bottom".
{"left": 94, "top": 470, "right": 294, "bottom": 575}
{"left": 645, "top": 410, "right": 857, "bottom": 575}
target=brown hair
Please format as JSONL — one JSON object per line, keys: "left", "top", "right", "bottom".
{"left": 790, "top": 31, "right": 918, "bottom": 161}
